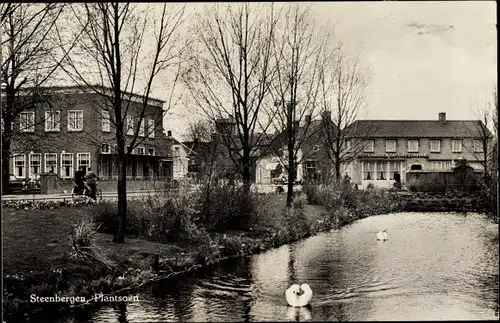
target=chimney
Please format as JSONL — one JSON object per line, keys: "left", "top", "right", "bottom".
{"left": 322, "top": 110, "right": 331, "bottom": 121}
{"left": 438, "top": 112, "right": 446, "bottom": 123}
{"left": 304, "top": 115, "right": 311, "bottom": 124}
{"left": 167, "top": 130, "right": 172, "bottom": 137}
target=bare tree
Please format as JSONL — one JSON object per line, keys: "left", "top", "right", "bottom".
{"left": 183, "top": 117, "right": 214, "bottom": 142}
{"left": 182, "top": 3, "right": 280, "bottom": 196}
{"left": 318, "top": 44, "right": 372, "bottom": 182}
{"left": 57, "top": 2, "right": 186, "bottom": 243}
{"left": 462, "top": 101, "right": 495, "bottom": 180}
{"left": 0, "top": 3, "right": 79, "bottom": 194}
{"left": 267, "top": 4, "right": 329, "bottom": 206}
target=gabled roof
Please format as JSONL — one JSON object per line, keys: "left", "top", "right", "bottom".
{"left": 347, "top": 120, "right": 490, "bottom": 138}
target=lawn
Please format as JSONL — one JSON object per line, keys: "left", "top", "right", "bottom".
{"left": 2, "top": 207, "right": 195, "bottom": 277}
{"left": 2, "top": 193, "right": 327, "bottom": 277}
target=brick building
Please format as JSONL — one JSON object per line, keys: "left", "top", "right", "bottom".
{"left": 343, "top": 112, "right": 493, "bottom": 188}
{"left": 7, "top": 85, "right": 174, "bottom": 184}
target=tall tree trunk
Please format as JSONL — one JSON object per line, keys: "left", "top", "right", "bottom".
{"left": 286, "top": 144, "right": 295, "bottom": 207}
{"left": 113, "top": 158, "right": 127, "bottom": 243}
{"left": 335, "top": 160, "right": 341, "bottom": 183}
{"left": 240, "top": 148, "right": 251, "bottom": 230}
{"left": 2, "top": 136, "right": 11, "bottom": 195}
{"left": 286, "top": 163, "right": 295, "bottom": 207}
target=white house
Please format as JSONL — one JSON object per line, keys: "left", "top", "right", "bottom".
{"left": 166, "top": 131, "right": 190, "bottom": 180}
{"left": 255, "top": 148, "right": 304, "bottom": 184}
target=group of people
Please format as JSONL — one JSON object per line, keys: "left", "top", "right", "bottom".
{"left": 74, "top": 167, "right": 97, "bottom": 199}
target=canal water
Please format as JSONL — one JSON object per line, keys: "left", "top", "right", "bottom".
{"left": 57, "top": 212, "right": 498, "bottom": 322}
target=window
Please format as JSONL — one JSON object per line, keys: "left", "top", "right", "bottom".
{"left": 67, "top": 110, "right": 83, "bottom": 131}
{"left": 101, "top": 143, "right": 111, "bottom": 154}
{"left": 45, "top": 111, "right": 60, "bottom": 132}
{"left": 139, "top": 119, "right": 145, "bottom": 137}
{"left": 443, "top": 161, "right": 452, "bottom": 170}
{"left": 77, "top": 153, "right": 90, "bottom": 173}
{"left": 137, "top": 147, "right": 145, "bottom": 155}
{"left": 407, "top": 139, "right": 419, "bottom": 152}
{"left": 385, "top": 140, "right": 396, "bottom": 153}
{"left": 126, "top": 116, "right": 135, "bottom": 135}
{"left": 473, "top": 140, "right": 483, "bottom": 153}
{"left": 45, "top": 153, "right": 57, "bottom": 173}
{"left": 102, "top": 111, "right": 111, "bottom": 132}
{"left": 389, "top": 161, "right": 401, "bottom": 180}
{"left": 452, "top": 139, "right": 462, "bottom": 152}
{"left": 20, "top": 111, "right": 35, "bottom": 132}
{"left": 376, "top": 162, "right": 386, "bottom": 180}
{"left": 364, "top": 140, "right": 374, "bottom": 152}
{"left": 147, "top": 148, "right": 155, "bottom": 156}
{"left": 430, "top": 140, "right": 441, "bottom": 153}
{"left": 430, "top": 161, "right": 443, "bottom": 170}
{"left": 305, "top": 161, "right": 316, "bottom": 176}
{"left": 13, "top": 154, "right": 26, "bottom": 177}
{"left": 174, "top": 147, "right": 180, "bottom": 157}
{"left": 147, "top": 119, "right": 155, "bottom": 138}
{"left": 60, "top": 153, "right": 73, "bottom": 178}
{"left": 29, "top": 153, "right": 41, "bottom": 178}
{"left": 363, "top": 162, "right": 374, "bottom": 180}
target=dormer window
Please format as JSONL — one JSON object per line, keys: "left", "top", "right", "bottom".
{"left": 407, "top": 139, "right": 419, "bottom": 152}
{"left": 364, "top": 140, "right": 374, "bottom": 152}
{"left": 452, "top": 139, "right": 462, "bottom": 153}
{"left": 385, "top": 139, "right": 396, "bottom": 152}
{"left": 430, "top": 139, "right": 441, "bottom": 153}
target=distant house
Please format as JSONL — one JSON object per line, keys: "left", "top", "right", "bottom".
{"left": 185, "top": 117, "right": 274, "bottom": 182}
{"left": 165, "top": 131, "right": 189, "bottom": 180}
{"left": 344, "top": 112, "right": 493, "bottom": 188}
{"left": 254, "top": 112, "right": 335, "bottom": 184}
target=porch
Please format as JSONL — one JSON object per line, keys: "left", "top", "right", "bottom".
{"left": 97, "top": 154, "right": 173, "bottom": 181}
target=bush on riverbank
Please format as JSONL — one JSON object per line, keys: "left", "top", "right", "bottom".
{"left": 304, "top": 182, "right": 402, "bottom": 220}
{"left": 86, "top": 182, "right": 272, "bottom": 244}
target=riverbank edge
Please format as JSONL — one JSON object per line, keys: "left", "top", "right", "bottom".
{"left": 4, "top": 191, "right": 496, "bottom": 321}
{"left": 3, "top": 200, "right": 386, "bottom": 322}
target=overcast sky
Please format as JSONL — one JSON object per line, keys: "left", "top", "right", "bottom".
{"left": 160, "top": 1, "right": 497, "bottom": 138}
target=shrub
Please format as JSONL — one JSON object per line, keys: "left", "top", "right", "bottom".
{"left": 197, "top": 182, "right": 259, "bottom": 232}
{"left": 292, "top": 193, "right": 308, "bottom": 209}
{"left": 304, "top": 183, "right": 401, "bottom": 220}
{"left": 71, "top": 216, "right": 99, "bottom": 248}
{"left": 87, "top": 189, "right": 203, "bottom": 244}
{"left": 279, "top": 203, "right": 311, "bottom": 241}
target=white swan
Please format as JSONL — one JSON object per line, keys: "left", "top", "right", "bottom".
{"left": 376, "top": 229, "right": 388, "bottom": 241}
{"left": 285, "top": 283, "right": 313, "bottom": 307}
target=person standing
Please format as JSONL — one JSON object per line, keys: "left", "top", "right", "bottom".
{"left": 85, "top": 167, "right": 97, "bottom": 199}
{"left": 74, "top": 167, "right": 86, "bottom": 195}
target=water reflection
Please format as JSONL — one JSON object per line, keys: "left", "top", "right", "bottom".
{"left": 53, "top": 212, "right": 497, "bottom": 322}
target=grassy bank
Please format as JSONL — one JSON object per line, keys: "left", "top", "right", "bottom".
{"left": 2, "top": 183, "right": 405, "bottom": 321}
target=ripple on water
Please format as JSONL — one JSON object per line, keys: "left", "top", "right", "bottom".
{"left": 52, "top": 212, "right": 498, "bottom": 322}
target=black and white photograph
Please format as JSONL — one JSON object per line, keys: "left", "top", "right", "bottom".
{"left": 1, "top": 1, "right": 498, "bottom": 322}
